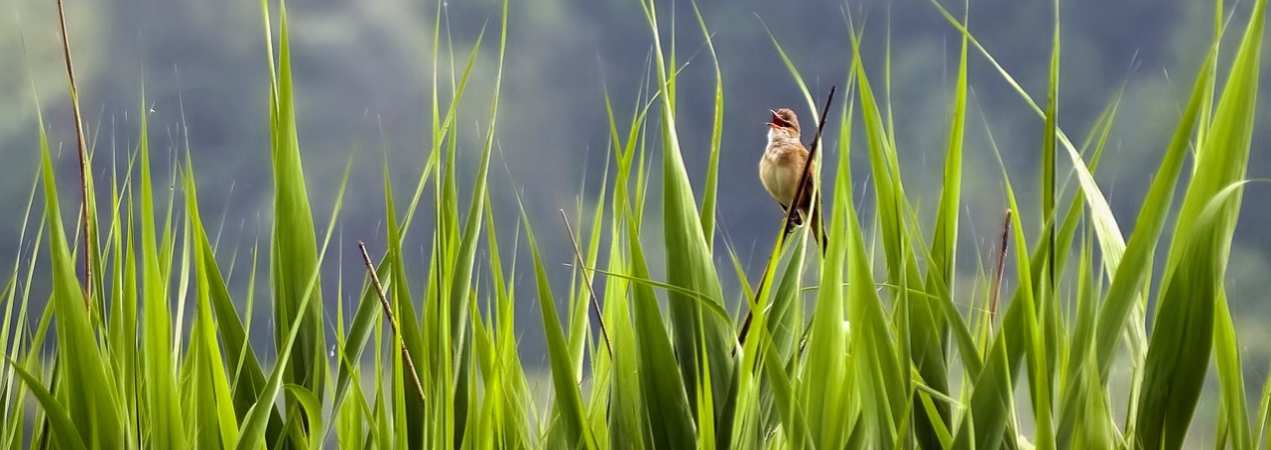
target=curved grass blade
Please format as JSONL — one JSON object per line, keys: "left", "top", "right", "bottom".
{"left": 639, "top": 1, "right": 737, "bottom": 441}
{"left": 8, "top": 362, "right": 88, "bottom": 450}
{"left": 266, "top": 0, "right": 327, "bottom": 407}
{"left": 1135, "top": 184, "right": 1248, "bottom": 450}
{"left": 517, "top": 201, "right": 595, "bottom": 450}
{"left": 691, "top": 0, "right": 724, "bottom": 248}
{"left": 234, "top": 158, "right": 352, "bottom": 450}
{"left": 284, "top": 384, "right": 325, "bottom": 450}
{"left": 624, "top": 206, "right": 697, "bottom": 449}
{"left": 37, "top": 105, "right": 125, "bottom": 449}
{"left": 184, "top": 160, "right": 242, "bottom": 449}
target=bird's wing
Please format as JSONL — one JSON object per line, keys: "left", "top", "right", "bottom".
{"left": 783, "top": 144, "right": 815, "bottom": 212}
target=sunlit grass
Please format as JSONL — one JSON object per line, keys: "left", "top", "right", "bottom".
{"left": 4, "top": 0, "right": 1269, "bottom": 448}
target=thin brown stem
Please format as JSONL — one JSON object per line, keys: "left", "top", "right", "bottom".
{"left": 989, "top": 209, "right": 1012, "bottom": 321}
{"left": 558, "top": 209, "right": 613, "bottom": 356}
{"left": 357, "top": 241, "right": 427, "bottom": 403}
{"left": 55, "top": 0, "right": 94, "bottom": 303}
{"left": 781, "top": 86, "right": 837, "bottom": 250}
{"left": 738, "top": 86, "right": 837, "bottom": 347}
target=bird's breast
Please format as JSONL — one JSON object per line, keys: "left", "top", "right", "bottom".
{"left": 760, "top": 148, "right": 798, "bottom": 206}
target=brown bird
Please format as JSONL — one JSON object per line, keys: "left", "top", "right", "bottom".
{"left": 759, "top": 107, "right": 824, "bottom": 247}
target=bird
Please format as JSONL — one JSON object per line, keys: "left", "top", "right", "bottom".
{"left": 759, "top": 107, "right": 825, "bottom": 249}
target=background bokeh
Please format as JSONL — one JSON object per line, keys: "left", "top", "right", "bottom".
{"left": 2, "top": 0, "right": 1268, "bottom": 441}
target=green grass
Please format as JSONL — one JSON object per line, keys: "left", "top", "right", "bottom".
{"left": 5, "top": 0, "right": 1270, "bottom": 448}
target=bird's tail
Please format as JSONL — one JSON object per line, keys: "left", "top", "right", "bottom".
{"left": 783, "top": 196, "right": 828, "bottom": 255}
{"left": 811, "top": 194, "right": 828, "bottom": 255}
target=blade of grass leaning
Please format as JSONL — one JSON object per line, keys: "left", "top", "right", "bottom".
{"left": 266, "top": 0, "right": 327, "bottom": 410}
{"left": 184, "top": 159, "right": 242, "bottom": 448}
{"left": 800, "top": 97, "right": 856, "bottom": 449}
{"left": 929, "top": 0, "right": 1131, "bottom": 295}
{"left": 7, "top": 362, "right": 87, "bottom": 450}
{"left": 135, "top": 89, "right": 186, "bottom": 449}
{"left": 844, "top": 113, "right": 908, "bottom": 449}
{"left": 950, "top": 114, "right": 1046, "bottom": 450}
{"left": 44, "top": 124, "right": 128, "bottom": 450}
{"left": 691, "top": 0, "right": 724, "bottom": 249}
{"left": 1138, "top": 0, "right": 1265, "bottom": 446}
{"left": 1055, "top": 45, "right": 1214, "bottom": 445}
{"left": 1254, "top": 361, "right": 1271, "bottom": 448}
{"left": 446, "top": 1, "right": 507, "bottom": 442}
{"left": 517, "top": 200, "right": 595, "bottom": 450}
{"left": 283, "top": 384, "right": 324, "bottom": 450}
{"left": 377, "top": 156, "right": 429, "bottom": 448}
{"left": 623, "top": 201, "right": 698, "bottom": 449}
{"left": 915, "top": 15, "right": 969, "bottom": 446}
{"left": 1215, "top": 288, "right": 1251, "bottom": 450}
{"left": 234, "top": 157, "right": 351, "bottom": 450}
{"left": 1135, "top": 184, "right": 1249, "bottom": 450}
{"left": 639, "top": 1, "right": 736, "bottom": 444}
{"left": 599, "top": 87, "right": 655, "bottom": 448}
{"left": 1040, "top": 0, "right": 1059, "bottom": 306}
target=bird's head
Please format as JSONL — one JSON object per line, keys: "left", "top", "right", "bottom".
{"left": 767, "top": 107, "right": 801, "bottom": 142}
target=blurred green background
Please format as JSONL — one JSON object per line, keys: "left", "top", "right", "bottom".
{"left": 2, "top": 0, "right": 1269, "bottom": 434}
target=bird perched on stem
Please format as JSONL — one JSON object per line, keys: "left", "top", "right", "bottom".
{"left": 759, "top": 107, "right": 825, "bottom": 249}
{"left": 737, "top": 93, "right": 835, "bottom": 349}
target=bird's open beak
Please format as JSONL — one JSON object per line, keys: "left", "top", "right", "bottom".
{"left": 769, "top": 109, "right": 792, "bottom": 128}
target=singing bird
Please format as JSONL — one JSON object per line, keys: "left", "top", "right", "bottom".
{"left": 759, "top": 107, "right": 824, "bottom": 247}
